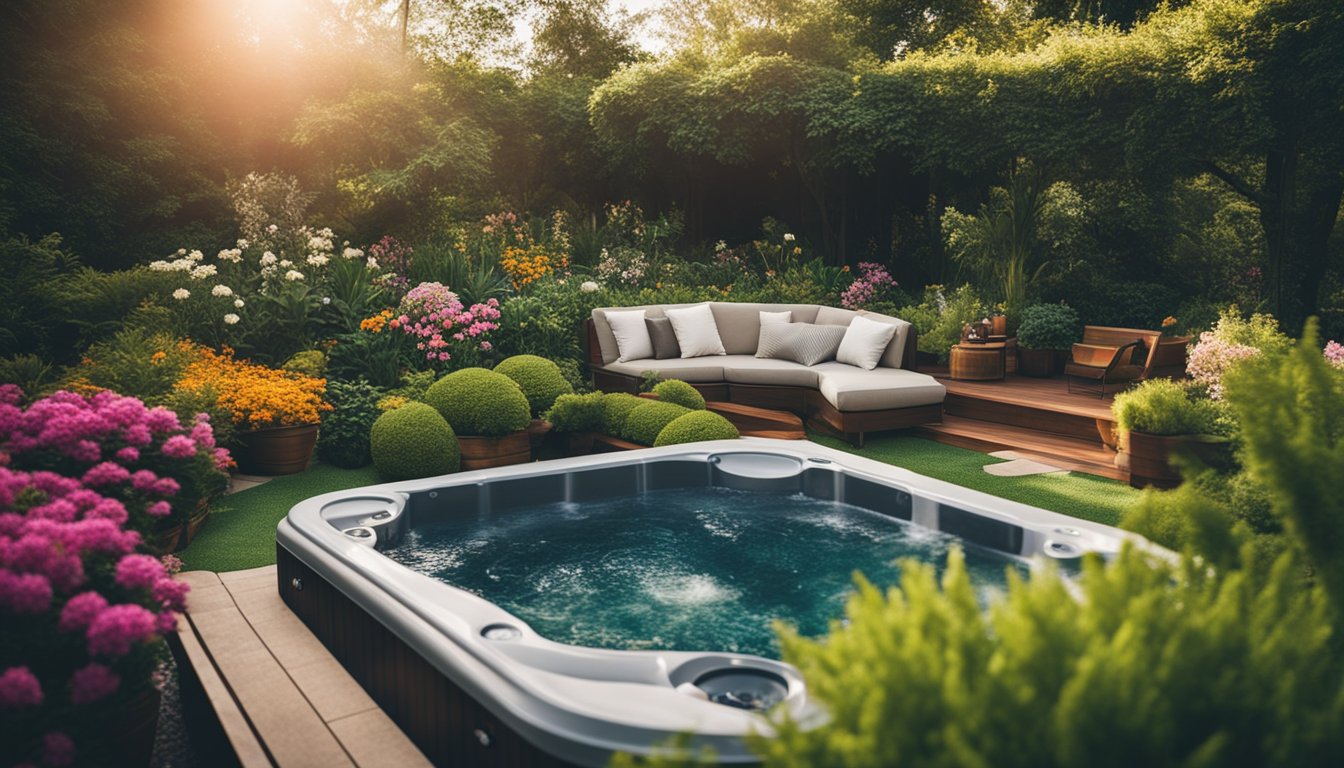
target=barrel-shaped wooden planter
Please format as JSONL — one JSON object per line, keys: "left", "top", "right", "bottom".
{"left": 235, "top": 424, "right": 319, "bottom": 475}
{"left": 458, "top": 430, "right": 531, "bottom": 470}
{"left": 151, "top": 502, "right": 211, "bottom": 554}
{"left": 1119, "top": 430, "right": 1231, "bottom": 489}
{"left": 525, "top": 418, "right": 554, "bottom": 459}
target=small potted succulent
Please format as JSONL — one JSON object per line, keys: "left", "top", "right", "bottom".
{"left": 1112, "top": 379, "right": 1228, "bottom": 488}
{"left": 424, "top": 368, "right": 531, "bottom": 469}
{"left": 1015, "top": 302, "right": 1081, "bottom": 377}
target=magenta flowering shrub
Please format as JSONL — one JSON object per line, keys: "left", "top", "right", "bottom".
{"left": 391, "top": 282, "right": 502, "bottom": 364}
{"left": 0, "top": 386, "right": 231, "bottom": 536}
{"left": 1187, "top": 333, "right": 1259, "bottom": 399}
{"left": 840, "top": 262, "right": 898, "bottom": 310}
{"left": 0, "top": 462, "right": 189, "bottom": 765}
{"left": 1326, "top": 340, "right": 1344, "bottom": 367}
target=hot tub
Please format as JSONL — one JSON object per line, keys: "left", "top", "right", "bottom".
{"left": 276, "top": 439, "right": 1139, "bottom": 767}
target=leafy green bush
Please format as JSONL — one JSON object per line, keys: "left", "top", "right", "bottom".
{"left": 0, "top": 234, "right": 74, "bottom": 358}
{"left": 68, "top": 328, "right": 193, "bottom": 401}
{"left": 654, "top": 411, "right": 740, "bottom": 446}
{"left": 652, "top": 379, "right": 705, "bottom": 409}
{"left": 282, "top": 349, "right": 327, "bottom": 379}
{"left": 317, "top": 380, "right": 384, "bottom": 469}
{"left": 370, "top": 402, "right": 460, "bottom": 480}
{"left": 600, "top": 392, "right": 645, "bottom": 436}
{"left": 898, "top": 284, "right": 987, "bottom": 363}
{"left": 325, "top": 328, "right": 407, "bottom": 389}
{"left": 423, "top": 367, "right": 530, "bottom": 436}
{"left": 545, "top": 392, "right": 606, "bottom": 433}
{"left": 1113, "top": 379, "right": 1221, "bottom": 435}
{"left": 623, "top": 401, "right": 691, "bottom": 445}
{"left": 494, "top": 354, "right": 574, "bottom": 416}
{"left": 0, "top": 354, "right": 57, "bottom": 397}
{"left": 1016, "top": 302, "right": 1081, "bottom": 350}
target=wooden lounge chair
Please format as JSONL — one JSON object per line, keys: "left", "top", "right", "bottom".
{"left": 1064, "top": 326, "right": 1163, "bottom": 397}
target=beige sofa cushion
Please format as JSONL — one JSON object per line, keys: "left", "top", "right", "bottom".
{"left": 723, "top": 358, "right": 823, "bottom": 388}
{"left": 859, "top": 310, "right": 913, "bottom": 369}
{"left": 814, "top": 306, "right": 858, "bottom": 326}
{"left": 593, "top": 304, "right": 699, "bottom": 364}
{"left": 708, "top": 303, "right": 822, "bottom": 354}
{"left": 813, "top": 364, "right": 946, "bottom": 412}
{"left": 599, "top": 355, "right": 739, "bottom": 383}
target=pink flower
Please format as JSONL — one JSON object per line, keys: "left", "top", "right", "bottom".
{"left": 87, "top": 604, "right": 158, "bottom": 656}
{"left": 1325, "top": 340, "right": 1344, "bottom": 366}
{"left": 70, "top": 663, "right": 120, "bottom": 704}
{"left": 153, "top": 578, "right": 190, "bottom": 612}
{"left": 146, "top": 500, "right": 173, "bottom": 518}
{"left": 123, "top": 423, "right": 152, "bottom": 446}
{"left": 59, "top": 592, "right": 109, "bottom": 632}
{"left": 145, "top": 407, "right": 181, "bottom": 433}
{"left": 0, "top": 569, "right": 53, "bottom": 613}
{"left": 81, "top": 462, "right": 130, "bottom": 487}
{"left": 0, "top": 666, "right": 43, "bottom": 708}
{"left": 160, "top": 435, "right": 197, "bottom": 459}
{"left": 115, "top": 554, "right": 165, "bottom": 590}
{"left": 42, "top": 732, "right": 76, "bottom": 767}
{"left": 130, "top": 470, "right": 159, "bottom": 491}
{"left": 0, "top": 383, "right": 23, "bottom": 406}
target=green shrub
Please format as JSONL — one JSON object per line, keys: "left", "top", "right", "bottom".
{"left": 317, "top": 380, "right": 384, "bottom": 469}
{"left": 1016, "top": 302, "right": 1081, "bottom": 350}
{"left": 0, "top": 354, "right": 57, "bottom": 397}
{"left": 494, "top": 354, "right": 574, "bottom": 416}
{"left": 652, "top": 379, "right": 705, "bottom": 409}
{"left": 423, "top": 367, "right": 530, "bottom": 436}
{"left": 623, "top": 401, "right": 691, "bottom": 445}
{"left": 1113, "top": 379, "right": 1221, "bottom": 435}
{"left": 898, "top": 284, "right": 987, "bottom": 363}
{"left": 369, "top": 402, "right": 460, "bottom": 480}
{"left": 600, "top": 392, "right": 644, "bottom": 436}
{"left": 654, "top": 410, "right": 740, "bottom": 446}
{"left": 545, "top": 392, "right": 605, "bottom": 433}
{"left": 70, "top": 328, "right": 193, "bottom": 401}
{"left": 282, "top": 349, "right": 327, "bottom": 379}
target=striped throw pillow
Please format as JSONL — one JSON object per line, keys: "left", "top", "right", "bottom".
{"left": 756, "top": 322, "right": 847, "bottom": 366}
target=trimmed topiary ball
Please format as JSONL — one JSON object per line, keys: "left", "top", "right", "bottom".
{"left": 423, "top": 367, "right": 531, "bottom": 437}
{"left": 652, "top": 379, "right": 705, "bottom": 410}
{"left": 545, "top": 392, "right": 605, "bottom": 433}
{"left": 370, "top": 402, "right": 460, "bottom": 480}
{"left": 600, "top": 393, "right": 644, "bottom": 437}
{"left": 495, "top": 355, "right": 574, "bottom": 417}
{"left": 654, "top": 410, "right": 740, "bottom": 446}
{"left": 623, "top": 401, "right": 691, "bottom": 446}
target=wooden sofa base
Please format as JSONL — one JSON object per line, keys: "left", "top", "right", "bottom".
{"left": 591, "top": 371, "right": 942, "bottom": 446}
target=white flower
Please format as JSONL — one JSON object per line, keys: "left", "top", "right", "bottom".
{"left": 342, "top": 247, "right": 364, "bottom": 260}
{"left": 783, "top": 233, "right": 796, "bottom": 242}
{"left": 236, "top": 238, "right": 249, "bottom": 250}
{"left": 267, "top": 224, "right": 278, "bottom": 234}
{"left": 306, "top": 253, "right": 329, "bottom": 267}
{"left": 260, "top": 251, "right": 277, "bottom": 266}
{"left": 285, "top": 270, "right": 304, "bottom": 282}
{"left": 187, "top": 249, "right": 205, "bottom": 262}
{"left": 149, "top": 260, "right": 172, "bottom": 272}
{"left": 234, "top": 298, "right": 245, "bottom": 308}
{"left": 279, "top": 259, "right": 293, "bottom": 268}
{"left": 318, "top": 227, "right": 334, "bottom": 238}
{"left": 176, "top": 248, "right": 187, "bottom": 255}
{"left": 217, "top": 248, "right": 242, "bottom": 263}
{"left": 365, "top": 256, "right": 379, "bottom": 270}
{"left": 172, "top": 288, "right": 191, "bottom": 301}
{"left": 190, "top": 264, "right": 218, "bottom": 280}
{"left": 714, "top": 240, "right": 727, "bottom": 252}
{"left": 322, "top": 297, "right": 331, "bottom": 305}
{"left": 580, "top": 281, "right": 600, "bottom": 293}
{"left": 211, "top": 284, "right": 233, "bottom": 298}
{"left": 223, "top": 313, "right": 240, "bottom": 325}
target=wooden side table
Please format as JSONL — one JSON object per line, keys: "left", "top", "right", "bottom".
{"left": 950, "top": 342, "right": 1007, "bottom": 381}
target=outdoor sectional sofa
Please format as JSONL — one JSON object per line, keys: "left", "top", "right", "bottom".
{"left": 585, "top": 302, "right": 946, "bottom": 445}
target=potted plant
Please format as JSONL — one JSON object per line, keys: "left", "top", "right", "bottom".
{"left": 493, "top": 354, "right": 574, "bottom": 457}
{"left": 175, "top": 346, "right": 330, "bottom": 475}
{"left": 545, "top": 392, "right": 606, "bottom": 456}
{"left": 1015, "top": 302, "right": 1081, "bottom": 377}
{"left": 1150, "top": 315, "right": 1194, "bottom": 376}
{"left": 1112, "top": 379, "right": 1228, "bottom": 488}
{"left": 424, "top": 368, "right": 532, "bottom": 469}
{"left": 369, "top": 402, "right": 461, "bottom": 480}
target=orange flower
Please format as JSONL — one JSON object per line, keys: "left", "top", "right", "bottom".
{"left": 1162, "top": 316, "right": 1178, "bottom": 328}
{"left": 175, "top": 345, "right": 330, "bottom": 430}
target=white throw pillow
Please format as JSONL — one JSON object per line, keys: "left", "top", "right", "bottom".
{"left": 606, "top": 309, "right": 655, "bottom": 362}
{"left": 665, "top": 304, "right": 727, "bottom": 358}
{"left": 759, "top": 310, "right": 792, "bottom": 326}
{"left": 836, "top": 315, "right": 898, "bottom": 370}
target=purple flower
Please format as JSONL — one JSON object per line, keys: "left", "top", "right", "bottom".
{"left": 114, "top": 446, "right": 140, "bottom": 464}
{"left": 144, "top": 407, "right": 182, "bottom": 434}
{"left": 58, "top": 592, "right": 109, "bottom": 632}
{"left": 0, "top": 570, "right": 53, "bottom": 613}
{"left": 160, "top": 435, "right": 197, "bottom": 459}
{"left": 0, "top": 383, "right": 23, "bottom": 406}
{"left": 153, "top": 578, "right": 190, "bottom": 612}
{"left": 70, "top": 663, "right": 120, "bottom": 705}
{"left": 115, "top": 554, "right": 165, "bottom": 590}
{"left": 0, "top": 666, "right": 43, "bottom": 708}
{"left": 146, "top": 500, "right": 172, "bottom": 518}
{"left": 86, "top": 603, "right": 158, "bottom": 656}
{"left": 42, "top": 732, "right": 76, "bottom": 767}
{"left": 81, "top": 462, "right": 130, "bottom": 487}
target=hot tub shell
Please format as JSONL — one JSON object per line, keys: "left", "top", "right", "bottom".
{"left": 276, "top": 438, "right": 1143, "bottom": 766}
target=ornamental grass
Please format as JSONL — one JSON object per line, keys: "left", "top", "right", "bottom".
{"left": 175, "top": 346, "right": 330, "bottom": 430}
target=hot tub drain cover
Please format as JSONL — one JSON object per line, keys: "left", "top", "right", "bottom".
{"left": 693, "top": 668, "right": 788, "bottom": 711}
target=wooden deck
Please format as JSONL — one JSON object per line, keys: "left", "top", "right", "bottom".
{"left": 174, "top": 567, "right": 432, "bottom": 767}
{"left": 918, "top": 369, "right": 1126, "bottom": 481}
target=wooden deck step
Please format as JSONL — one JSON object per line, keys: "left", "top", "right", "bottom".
{"left": 929, "top": 371, "right": 1117, "bottom": 443}
{"left": 174, "top": 567, "right": 432, "bottom": 767}
{"left": 919, "top": 415, "right": 1125, "bottom": 481}
{"left": 706, "top": 401, "right": 806, "bottom": 440}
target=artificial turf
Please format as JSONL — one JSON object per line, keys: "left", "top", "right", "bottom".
{"left": 178, "top": 463, "right": 380, "bottom": 572}
{"left": 808, "top": 432, "right": 1138, "bottom": 526}
{"left": 181, "top": 436, "right": 1139, "bottom": 573}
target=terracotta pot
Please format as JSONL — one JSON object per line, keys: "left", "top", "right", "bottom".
{"left": 1018, "top": 347, "right": 1063, "bottom": 378}
{"left": 1120, "top": 430, "right": 1231, "bottom": 489}
{"left": 458, "top": 430, "right": 531, "bottom": 470}
{"left": 234, "top": 424, "right": 318, "bottom": 475}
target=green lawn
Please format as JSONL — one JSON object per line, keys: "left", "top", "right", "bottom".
{"left": 181, "top": 436, "right": 1139, "bottom": 573}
